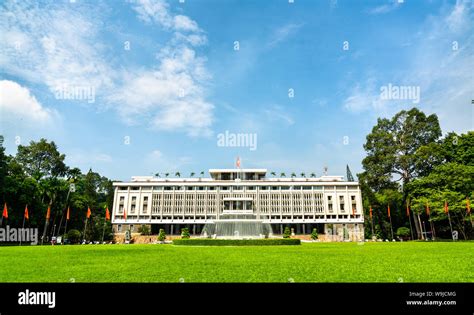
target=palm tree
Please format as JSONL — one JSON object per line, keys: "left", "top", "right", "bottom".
{"left": 175, "top": 172, "right": 181, "bottom": 178}
{"left": 165, "top": 173, "right": 169, "bottom": 178}
{"left": 190, "top": 172, "right": 195, "bottom": 177}
{"left": 280, "top": 172, "right": 286, "bottom": 178}
{"left": 310, "top": 173, "right": 316, "bottom": 178}
{"left": 300, "top": 172, "right": 306, "bottom": 178}
{"left": 291, "top": 172, "right": 296, "bottom": 178}
{"left": 200, "top": 171, "right": 205, "bottom": 177}
{"left": 270, "top": 171, "right": 276, "bottom": 177}
{"left": 155, "top": 173, "right": 160, "bottom": 177}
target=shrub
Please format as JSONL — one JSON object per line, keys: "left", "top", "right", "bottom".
{"left": 283, "top": 227, "right": 291, "bottom": 238}
{"left": 173, "top": 239, "right": 301, "bottom": 246}
{"left": 311, "top": 228, "right": 318, "bottom": 240}
{"left": 138, "top": 225, "right": 151, "bottom": 236}
{"left": 396, "top": 227, "right": 411, "bottom": 239}
{"left": 157, "top": 229, "right": 166, "bottom": 242}
{"left": 181, "top": 227, "right": 190, "bottom": 239}
{"left": 67, "top": 229, "right": 81, "bottom": 244}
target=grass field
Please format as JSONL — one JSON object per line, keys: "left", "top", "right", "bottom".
{"left": 0, "top": 242, "right": 472, "bottom": 282}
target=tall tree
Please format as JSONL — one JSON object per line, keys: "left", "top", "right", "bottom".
{"left": 16, "top": 138, "right": 68, "bottom": 181}
{"left": 359, "top": 108, "right": 441, "bottom": 191}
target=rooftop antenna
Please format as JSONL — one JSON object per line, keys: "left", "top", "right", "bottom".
{"left": 346, "top": 164, "right": 354, "bottom": 182}
{"left": 323, "top": 166, "right": 328, "bottom": 176}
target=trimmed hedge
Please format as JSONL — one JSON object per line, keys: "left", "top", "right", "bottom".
{"left": 172, "top": 238, "right": 301, "bottom": 246}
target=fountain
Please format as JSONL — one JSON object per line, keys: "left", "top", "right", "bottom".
{"left": 202, "top": 213, "right": 272, "bottom": 239}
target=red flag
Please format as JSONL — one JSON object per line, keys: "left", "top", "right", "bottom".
{"left": 66, "top": 207, "right": 70, "bottom": 220}
{"left": 46, "top": 205, "right": 51, "bottom": 220}
{"left": 2, "top": 203, "right": 8, "bottom": 219}
{"left": 123, "top": 209, "right": 127, "bottom": 220}
{"left": 426, "top": 202, "right": 430, "bottom": 216}
{"left": 387, "top": 205, "right": 391, "bottom": 218}
{"left": 406, "top": 203, "right": 410, "bottom": 217}
{"left": 444, "top": 201, "right": 449, "bottom": 214}
{"left": 467, "top": 198, "right": 470, "bottom": 214}
{"left": 24, "top": 205, "right": 29, "bottom": 220}
{"left": 369, "top": 206, "right": 373, "bottom": 219}
{"left": 105, "top": 207, "right": 110, "bottom": 221}
{"left": 236, "top": 156, "right": 241, "bottom": 168}
{"left": 86, "top": 207, "right": 91, "bottom": 219}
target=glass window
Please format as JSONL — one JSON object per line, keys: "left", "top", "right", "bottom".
{"left": 143, "top": 196, "right": 148, "bottom": 213}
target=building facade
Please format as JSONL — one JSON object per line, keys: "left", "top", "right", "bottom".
{"left": 111, "top": 169, "right": 364, "bottom": 240}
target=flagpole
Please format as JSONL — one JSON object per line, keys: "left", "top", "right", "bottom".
{"left": 370, "top": 209, "right": 374, "bottom": 239}
{"left": 447, "top": 211, "right": 454, "bottom": 241}
{"left": 406, "top": 203, "right": 414, "bottom": 241}
{"left": 429, "top": 217, "right": 436, "bottom": 240}
{"left": 82, "top": 217, "right": 88, "bottom": 244}
{"left": 389, "top": 215, "right": 394, "bottom": 241}
{"left": 101, "top": 218, "right": 106, "bottom": 243}
{"left": 41, "top": 204, "right": 51, "bottom": 245}
{"left": 64, "top": 219, "right": 68, "bottom": 243}
{"left": 408, "top": 213, "right": 414, "bottom": 241}
{"left": 20, "top": 213, "right": 26, "bottom": 246}
{"left": 56, "top": 188, "right": 72, "bottom": 238}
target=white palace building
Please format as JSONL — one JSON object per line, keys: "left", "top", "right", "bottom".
{"left": 111, "top": 168, "right": 365, "bottom": 241}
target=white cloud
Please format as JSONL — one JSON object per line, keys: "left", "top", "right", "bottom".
{"left": 0, "top": 2, "right": 113, "bottom": 95}
{"left": 342, "top": 78, "right": 388, "bottom": 113}
{"left": 263, "top": 105, "right": 295, "bottom": 126}
{"left": 145, "top": 149, "right": 193, "bottom": 172}
{"left": 130, "top": 0, "right": 201, "bottom": 32}
{"left": 268, "top": 23, "right": 303, "bottom": 48}
{"left": 114, "top": 0, "right": 213, "bottom": 136}
{"left": 0, "top": 80, "right": 57, "bottom": 123}
{"left": 0, "top": 0, "right": 214, "bottom": 136}
{"left": 344, "top": 1, "right": 474, "bottom": 134}
{"left": 173, "top": 15, "right": 199, "bottom": 32}
{"left": 367, "top": 1, "right": 401, "bottom": 15}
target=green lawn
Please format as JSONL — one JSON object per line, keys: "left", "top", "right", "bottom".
{"left": 0, "top": 242, "right": 472, "bottom": 282}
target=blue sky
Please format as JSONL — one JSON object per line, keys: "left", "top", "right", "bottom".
{"left": 1, "top": 0, "right": 473, "bottom": 181}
